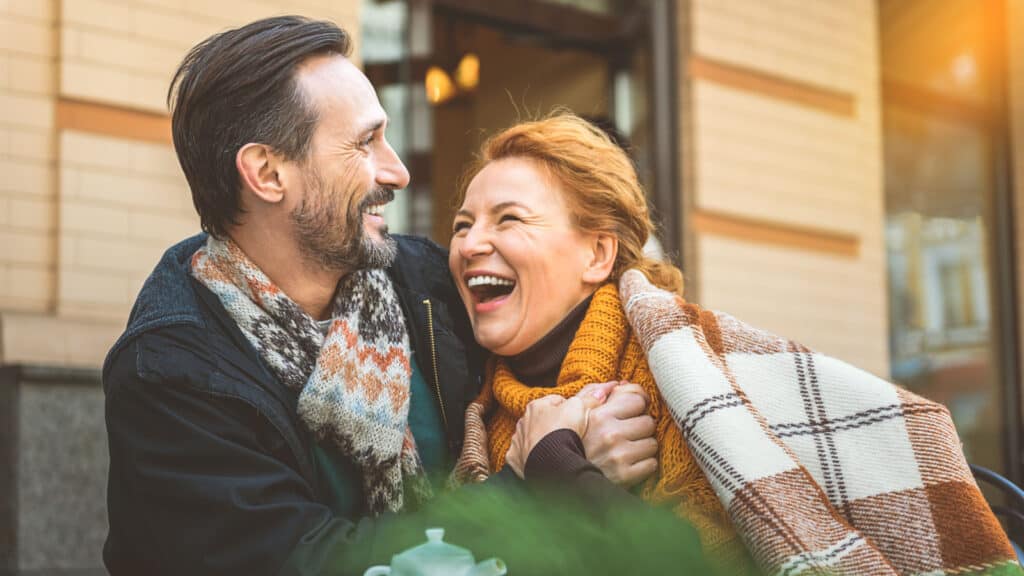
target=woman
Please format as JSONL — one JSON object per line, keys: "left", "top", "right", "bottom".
{"left": 449, "top": 113, "right": 1019, "bottom": 575}
{"left": 448, "top": 113, "right": 745, "bottom": 565}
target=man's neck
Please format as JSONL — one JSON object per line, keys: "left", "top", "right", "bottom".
{"left": 228, "top": 228, "right": 344, "bottom": 321}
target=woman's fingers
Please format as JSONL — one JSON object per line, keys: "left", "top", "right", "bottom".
{"left": 593, "top": 386, "right": 648, "bottom": 421}
{"left": 527, "top": 394, "right": 566, "bottom": 410}
{"left": 621, "top": 456, "right": 659, "bottom": 487}
{"left": 631, "top": 436, "right": 659, "bottom": 460}
{"left": 618, "top": 415, "right": 657, "bottom": 441}
{"left": 575, "top": 381, "right": 621, "bottom": 409}
{"left": 608, "top": 382, "right": 650, "bottom": 405}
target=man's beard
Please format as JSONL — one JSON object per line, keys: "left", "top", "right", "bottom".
{"left": 292, "top": 167, "right": 398, "bottom": 272}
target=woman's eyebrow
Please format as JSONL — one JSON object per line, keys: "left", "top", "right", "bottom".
{"left": 490, "top": 201, "right": 527, "bottom": 213}
{"left": 455, "top": 201, "right": 528, "bottom": 219}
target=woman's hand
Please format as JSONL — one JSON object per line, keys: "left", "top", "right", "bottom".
{"left": 504, "top": 381, "right": 618, "bottom": 478}
{"left": 505, "top": 394, "right": 590, "bottom": 478}
{"left": 581, "top": 383, "right": 658, "bottom": 487}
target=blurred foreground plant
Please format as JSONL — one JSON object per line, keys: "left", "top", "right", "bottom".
{"left": 364, "top": 476, "right": 728, "bottom": 576}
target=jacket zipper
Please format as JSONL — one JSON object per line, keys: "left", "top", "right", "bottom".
{"left": 422, "top": 298, "right": 449, "bottom": 432}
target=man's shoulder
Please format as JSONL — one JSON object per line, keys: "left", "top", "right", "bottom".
{"left": 394, "top": 234, "right": 448, "bottom": 265}
{"left": 104, "top": 233, "right": 211, "bottom": 379}
{"left": 389, "top": 234, "right": 454, "bottom": 297}
{"left": 105, "top": 324, "right": 218, "bottom": 384}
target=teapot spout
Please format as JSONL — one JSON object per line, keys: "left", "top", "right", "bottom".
{"left": 468, "top": 558, "right": 507, "bottom": 576}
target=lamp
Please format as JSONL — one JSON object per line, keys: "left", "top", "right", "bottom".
{"left": 425, "top": 65, "right": 456, "bottom": 105}
{"left": 424, "top": 53, "right": 480, "bottom": 106}
{"left": 454, "top": 53, "right": 480, "bottom": 92}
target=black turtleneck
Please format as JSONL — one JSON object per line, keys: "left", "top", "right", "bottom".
{"left": 506, "top": 294, "right": 593, "bottom": 388}
{"left": 501, "top": 292, "right": 636, "bottom": 506}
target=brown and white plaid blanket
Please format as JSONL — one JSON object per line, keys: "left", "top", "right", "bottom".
{"left": 620, "top": 269, "right": 1020, "bottom": 576}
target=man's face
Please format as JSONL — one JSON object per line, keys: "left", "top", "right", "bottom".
{"left": 290, "top": 55, "right": 410, "bottom": 271}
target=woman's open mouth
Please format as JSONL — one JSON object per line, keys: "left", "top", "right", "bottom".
{"left": 466, "top": 274, "right": 517, "bottom": 310}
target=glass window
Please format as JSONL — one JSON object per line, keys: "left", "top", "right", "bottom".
{"left": 880, "top": 0, "right": 1010, "bottom": 473}
{"left": 362, "top": 0, "right": 660, "bottom": 244}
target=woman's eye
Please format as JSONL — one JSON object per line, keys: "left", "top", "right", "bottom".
{"left": 452, "top": 221, "right": 471, "bottom": 234}
{"left": 499, "top": 214, "right": 521, "bottom": 224}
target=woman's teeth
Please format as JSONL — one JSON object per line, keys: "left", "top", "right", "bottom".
{"left": 364, "top": 204, "right": 386, "bottom": 216}
{"left": 467, "top": 275, "right": 514, "bottom": 288}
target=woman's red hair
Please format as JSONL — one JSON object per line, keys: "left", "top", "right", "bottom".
{"left": 457, "top": 112, "right": 683, "bottom": 295}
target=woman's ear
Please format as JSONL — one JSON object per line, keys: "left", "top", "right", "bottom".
{"left": 582, "top": 232, "right": 617, "bottom": 284}
{"left": 237, "top": 143, "right": 286, "bottom": 205}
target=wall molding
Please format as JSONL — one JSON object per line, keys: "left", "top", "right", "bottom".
{"left": 688, "top": 55, "right": 857, "bottom": 118}
{"left": 691, "top": 209, "right": 860, "bottom": 257}
{"left": 56, "top": 98, "right": 171, "bottom": 145}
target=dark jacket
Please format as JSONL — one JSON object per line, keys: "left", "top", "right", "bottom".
{"left": 102, "top": 233, "right": 485, "bottom": 576}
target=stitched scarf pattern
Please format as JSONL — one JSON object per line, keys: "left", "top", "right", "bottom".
{"left": 191, "top": 236, "right": 429, "bottom": 515}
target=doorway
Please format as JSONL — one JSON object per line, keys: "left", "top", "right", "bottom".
{"left": 361, "top": 0, "right": 676, "bottom": 252}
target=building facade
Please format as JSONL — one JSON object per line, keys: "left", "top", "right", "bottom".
{"left": 0, "top": 0, "right": 1021, "bottom": 573}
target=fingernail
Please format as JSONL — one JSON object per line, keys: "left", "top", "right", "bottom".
{"left": 592, "top": 390, "right": 606, "bottom": 399}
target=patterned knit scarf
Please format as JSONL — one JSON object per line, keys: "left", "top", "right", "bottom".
{"left": 191, "top": 236, "right": 429, "bottom": 515}
{"left": 454, "top": 283, "right": 751, "bottom": 568}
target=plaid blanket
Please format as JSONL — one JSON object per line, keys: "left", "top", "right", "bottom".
{"left": 619, "top": 269, "right": 1021, "bottom": 576}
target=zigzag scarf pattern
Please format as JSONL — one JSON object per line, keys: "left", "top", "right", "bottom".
{"left": 619, "top": 269, "right": 1020, "bottom": 575}
{"left": 191, "top": 236, "right": 429, "bottom": 515}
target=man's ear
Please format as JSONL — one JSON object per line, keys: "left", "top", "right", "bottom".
{"left": 236, "top": 143, "right": 286, "bottom": 204}
{"left": 582, "top": 232, "right": 617, "bottom": 284}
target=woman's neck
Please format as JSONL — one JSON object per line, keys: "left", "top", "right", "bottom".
{"left": 506, "top": 294, "right": 594, "bottom": 387}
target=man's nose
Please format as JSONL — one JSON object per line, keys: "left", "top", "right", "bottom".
{"left": 376, "top": 140, "right": 410, "bottom": 190}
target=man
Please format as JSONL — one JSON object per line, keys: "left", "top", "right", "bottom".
{"left": 102, "top": 16, "right": 661, "bottom": 576}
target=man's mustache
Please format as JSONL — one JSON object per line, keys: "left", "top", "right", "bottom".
{"left": 358, "top": 187, "right": 395, "bottom": 211}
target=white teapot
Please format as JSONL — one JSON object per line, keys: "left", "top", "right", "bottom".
{"left": 363, "top": 528, "right": 507, "bottom": 576}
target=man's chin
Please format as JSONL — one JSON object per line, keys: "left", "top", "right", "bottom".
{"left": 358, "top": 233, "right": 398, "bottom": 269}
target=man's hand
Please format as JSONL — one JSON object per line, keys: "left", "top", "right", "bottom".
{"left": 505, "top": 394, "right": 589, "bottom": 478}
{"left": 581, "top": 382, "right": 658, "bottom": 487}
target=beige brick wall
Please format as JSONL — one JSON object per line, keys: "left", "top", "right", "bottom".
{"left": 60, "top": 0, "right": 362, "bottom": 113}
{"left": 0, "top": 0, "right": 362, "bottom": 367}
{"left": 0, "top": 0, "right": 58, "bottom": 313}
{"left": 57, "top": 130, "right": 198, "bottom": 320}
{"left": 684, "top": 0, "right": 889, "bottom": 376}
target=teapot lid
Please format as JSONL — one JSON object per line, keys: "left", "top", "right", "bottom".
{"left": 392, "top": 528, "right": 474, "bottom": 573}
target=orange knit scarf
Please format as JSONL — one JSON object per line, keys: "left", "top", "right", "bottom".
{"left": 474, "top": 283, "right": 743, "bottom": 558}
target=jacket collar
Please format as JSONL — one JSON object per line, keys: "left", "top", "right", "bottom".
{"left": 104, "top": 233, "right": 209, "bottom": 373}
{"left": 103, "top": 233, "right": 454, "bottom": 376}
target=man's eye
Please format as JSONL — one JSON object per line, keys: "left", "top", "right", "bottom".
{"left": 360, "top": 134, "right": 374, "bottom": 147}
{"left": 499, "top": 214, "right": 521, "bottom": 224}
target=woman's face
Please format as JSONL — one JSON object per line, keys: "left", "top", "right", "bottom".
{"left": 449, "top": 157, "right": 601, "bottom": 356}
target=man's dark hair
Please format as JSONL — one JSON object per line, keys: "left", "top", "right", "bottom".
{"left": 168, "top": 15, "right": 351, "bottom": 238}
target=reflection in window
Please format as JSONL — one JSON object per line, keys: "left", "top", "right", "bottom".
{"left": 880, "top": 0, "right": 1007, "bottom": 472}
{"left": 364, "top": 0, "right": 656, "bottom": 244}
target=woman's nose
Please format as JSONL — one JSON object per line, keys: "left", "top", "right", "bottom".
{"left": 458, "top": 226, "right": 494, "bottom": 259}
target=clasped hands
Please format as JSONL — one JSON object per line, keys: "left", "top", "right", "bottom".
{"left": 505, "top": 381, "right": 658, "bottom": 486}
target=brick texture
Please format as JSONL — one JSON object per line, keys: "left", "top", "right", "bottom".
{"left": 684, "top": 0, "right": 889, "bottom": 376}
{"left": 57, "top": 130, "right": 198, "bottom": 320}
{"left": 0, "top": 1, "right": 57, "bottom": 314}
{"left": 0, "top": 0, "right": 361, "bottom": 366}
{"left": 59, "top": 0, "right": 362, "bottom": 113}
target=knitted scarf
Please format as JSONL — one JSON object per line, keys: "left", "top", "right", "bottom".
{"left": 454, "top": 283, "right": 749, "bottom": 566}
{"left": 191, "top": 236, "right": 429, "bottom": 515}
{"left": 456, "top": 275, "right": 1022, "bottom": 575}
